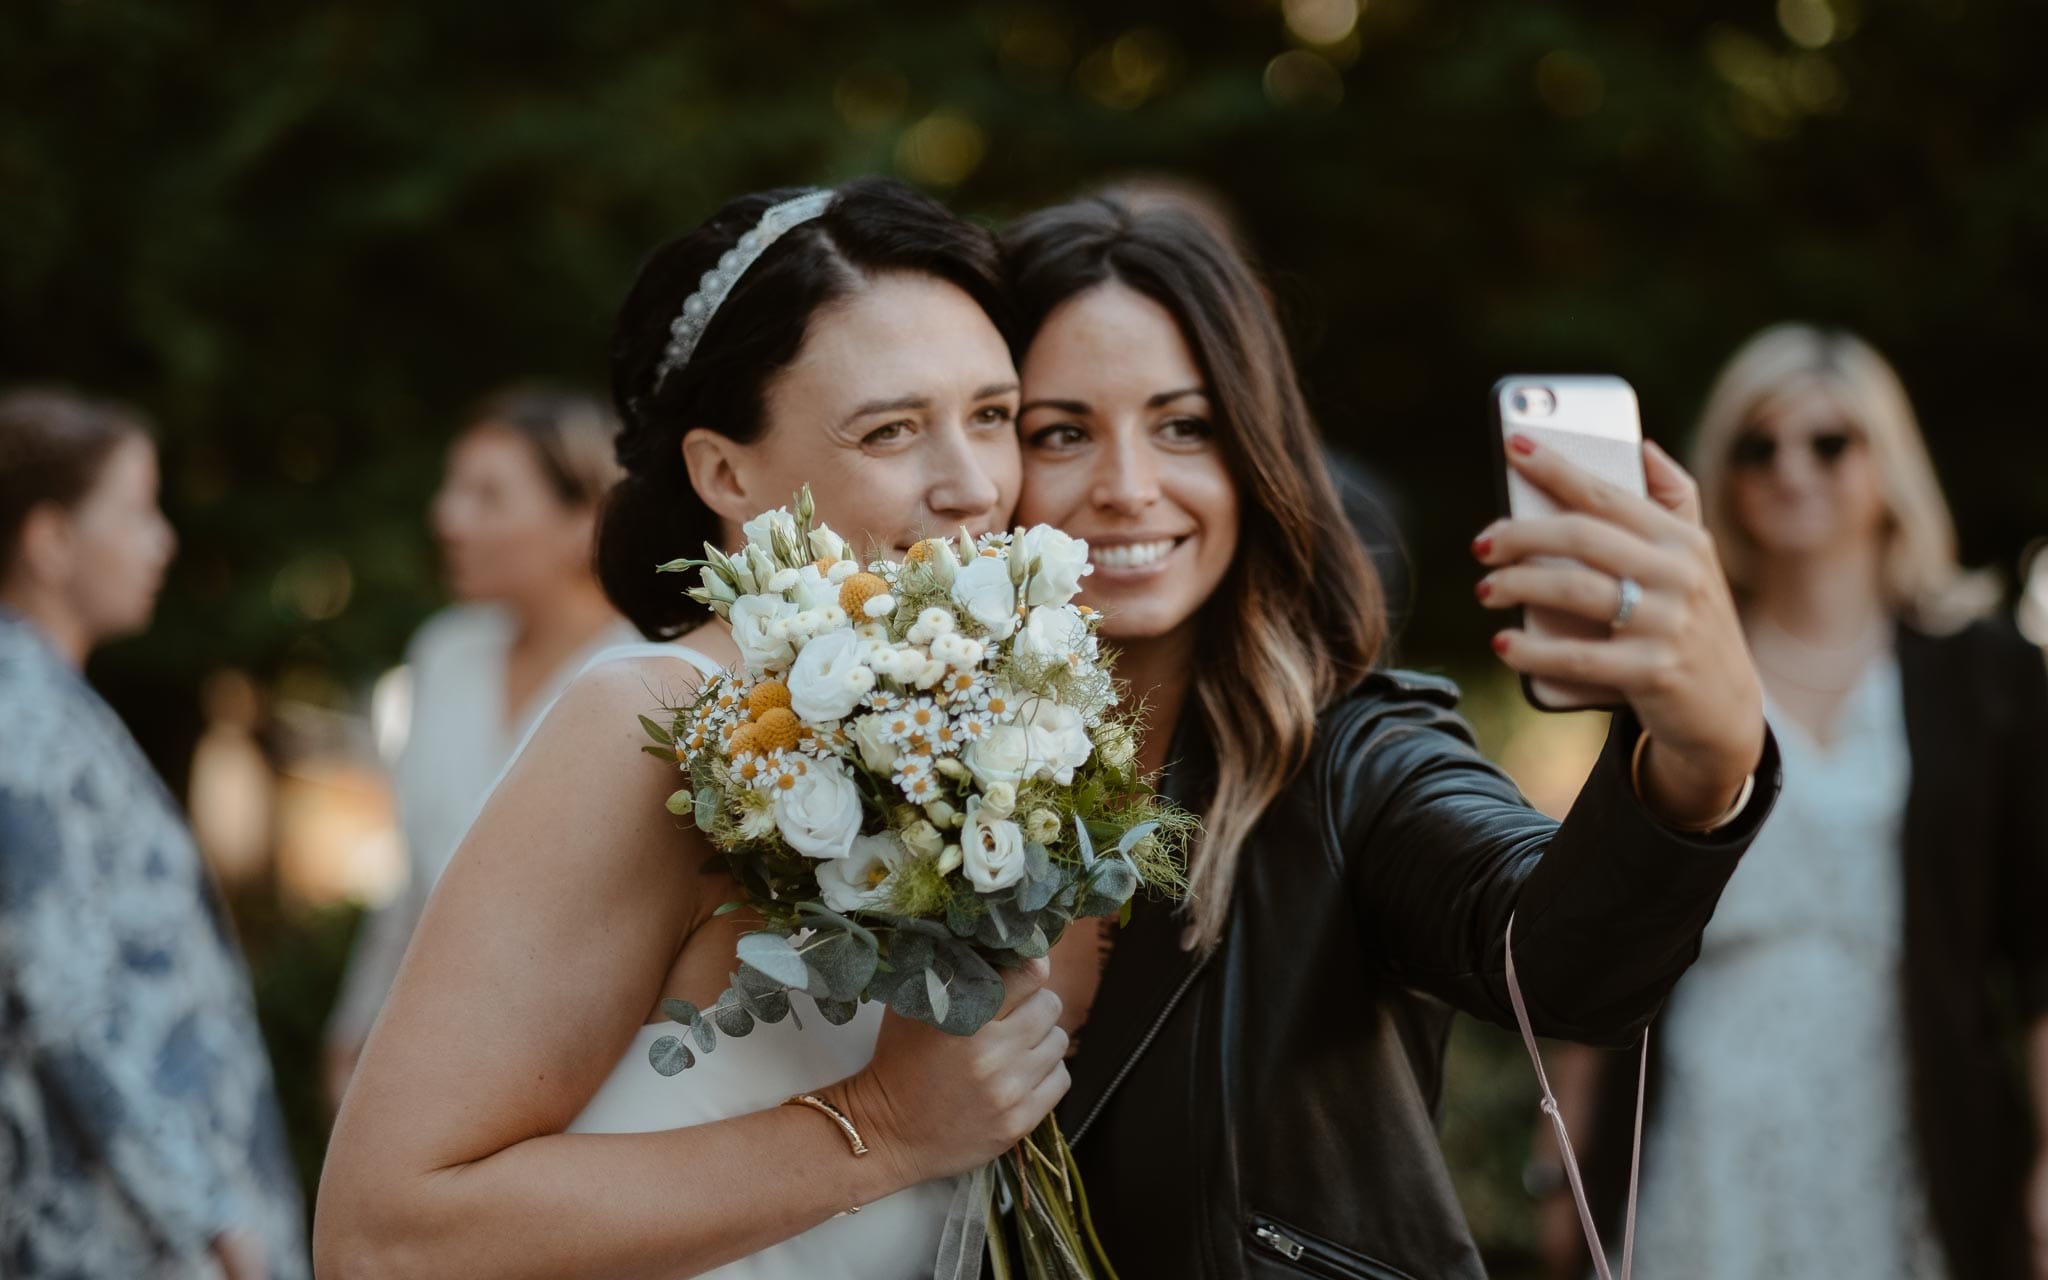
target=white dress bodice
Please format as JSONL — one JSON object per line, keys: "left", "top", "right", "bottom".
{"left": 562, "top": 642, "right": 955, "bottom": 1278}
{"left": 1632, "top": 654, "right": 1949, "bottom": 1279}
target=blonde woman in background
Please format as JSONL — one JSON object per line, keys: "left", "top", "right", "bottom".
{"left": 324, "top": 385, "right": 636, "bottom": 1107}
{"left": 1542, "top": 325, "right": 2048, "bottom": 1280}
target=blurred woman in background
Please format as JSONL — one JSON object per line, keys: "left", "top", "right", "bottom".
{"left": 324, "top": 384, "right": 634, "bottom": 1106}
{"left": 1548, "top": 325, "right": 2048, "bottom": 1280}
{"left": 0, "top": 388, "right": 305, "bottom": 1279}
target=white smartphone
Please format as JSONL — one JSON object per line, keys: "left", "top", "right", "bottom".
{"left": 1489, "top": 375, "right": 1649, "bottom": 713}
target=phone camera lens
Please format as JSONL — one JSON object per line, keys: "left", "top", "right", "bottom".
{"left": 1511, "top": 386, "right": 1556, "bottom": 417}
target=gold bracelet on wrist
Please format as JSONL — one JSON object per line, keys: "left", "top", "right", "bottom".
{"left": 1630, "top": 731, "right": 1755, "bottom": 834}
{"left": 783, "top": 1092, "right": 870, "bottom": 1157}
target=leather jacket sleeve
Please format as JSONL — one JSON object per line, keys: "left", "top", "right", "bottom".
{"left": 1331, "top": 672, "right": 1781, "bottom": 1048}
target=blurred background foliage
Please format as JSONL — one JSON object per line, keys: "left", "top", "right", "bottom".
{"left": 7, "top": 0, "right": 2047, "bottom": 1270}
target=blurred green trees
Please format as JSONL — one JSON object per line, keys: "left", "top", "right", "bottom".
{"left": 6, "top": 0, "right": 2045, "bottom": 1268}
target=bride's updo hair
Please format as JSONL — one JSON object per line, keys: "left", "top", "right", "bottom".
{"left": 601, "top": 177, "right": 1011, "bottom": 639}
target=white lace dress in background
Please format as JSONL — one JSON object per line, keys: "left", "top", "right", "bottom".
{"left": 1631, "top": 653, "right": 1949, "bottom": 1278}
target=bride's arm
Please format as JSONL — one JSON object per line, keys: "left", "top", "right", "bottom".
{"left": 314, "top": 659, "right": 1067, "bottom": 1280}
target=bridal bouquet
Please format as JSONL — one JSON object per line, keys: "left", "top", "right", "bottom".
{"left": 638, "top": 487, "right": 1189, "bottom": 1279}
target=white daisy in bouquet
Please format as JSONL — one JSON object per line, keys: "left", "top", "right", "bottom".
{"left": 636, "top": 487, "right": 1191, "bottom": 1278}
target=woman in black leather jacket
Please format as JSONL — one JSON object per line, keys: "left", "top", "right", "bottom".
{"left": 1004, "top": 194, "right": 1783, "bottom": 1279}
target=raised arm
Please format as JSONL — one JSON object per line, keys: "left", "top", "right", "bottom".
{"left": 1334, "top": 681, "right": 1778, "bottom": 1047}
{"left": 314, "top": 657, "right": 1070, "bottom": 1280}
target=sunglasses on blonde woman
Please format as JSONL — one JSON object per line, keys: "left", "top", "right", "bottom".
{"left": 1729, "top": 427, "right": 1861, "bottom": 472}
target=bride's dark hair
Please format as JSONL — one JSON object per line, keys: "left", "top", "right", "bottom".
{"left": 600, "top": 177, "right": 1011, "bottom": 639}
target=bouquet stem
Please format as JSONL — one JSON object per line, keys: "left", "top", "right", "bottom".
{"left": 986, "top": 1114, "right": 1119, "bottom": 1280}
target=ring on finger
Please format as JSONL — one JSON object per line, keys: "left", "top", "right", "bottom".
{"left": 1611, "top": 576, "right": 1643, "bottom": 631}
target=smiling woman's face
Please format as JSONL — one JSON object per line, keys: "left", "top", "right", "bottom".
{"left": 691, "top": 271, "right": 1022, "bottom": 558}
{"left": 1013, "top": 282, "right": 1240, "bottom": 641}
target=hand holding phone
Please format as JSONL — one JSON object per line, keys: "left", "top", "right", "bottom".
{"left": 1474, "top": 378, "right": 1768, "bottom": 829}
{"left": 1489, "top": 376, "right": 1649, "bottom": 712}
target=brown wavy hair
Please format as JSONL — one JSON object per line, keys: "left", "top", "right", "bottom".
{"left": 1003, "top": 195, "right": 1385, "bottom": 950}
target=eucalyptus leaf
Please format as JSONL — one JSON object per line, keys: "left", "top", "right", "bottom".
{"left": 1116, "top": 821, "right": 1161, "bottom": 858}
{"left": 867, "top": 933, "right": 935, "bottom": 1007}
{"left": 945, "top": 895, "right": 983, "bottom": 937}
{"left": 733, "top": 981, "right": 792, "bottom": 1025}
{"left": 693, "top": 786, "right": 720, "bottom": 831}
{"left": 801, "top": 926, "right": 878, "bottom": 1000}
{"left": 648, "top": 1035, "right": 696, "bottom": 1076}
{"left": 1012, "top": 925, "right": 1052, "bottom": 959}
{"left": 737, "top": 962, "right": 790, "bottom": 1024}
{"left": 661, "top": 998, "right": 700, "bottom": 1026}
{"left": 931, "top": 940, "right": 1004, "bottom": 1034}
{"left": 1018, "top": 843, "right": 1058, "bottom": 912}
{"left": 1078, "top": 857, "right": 1139, "bottom": 918}
{"left": 924, "top": 967, "right": 952, "bottom": 1025}
{"left": 985, "top": 900, "right": 1013, "bottom": 942}
{"left": 1072, "top": 814, "right": 1097, "bottom": 867}
{"left": 736, "top": 932, "right": 810, "bottom": 989}
{"left": 712, "top": 1003, "right": 756, "bottom": 1037}
{"left": 689, "top": 1014, "right": 718, "bottom": 1054}
{"left": 812, "top": 995, "right": 859, "bottom": 1026}
{"left": 712, "top": 901, "right": 744, "bottom": 917}
{"left": 665, "top": 790, "right": 694, "bottom": 817}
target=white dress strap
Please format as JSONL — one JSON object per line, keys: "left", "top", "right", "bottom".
{"left": 578, "top": 641, "right": 726, "bottom": 680}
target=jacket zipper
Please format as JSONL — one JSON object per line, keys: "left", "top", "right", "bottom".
{"left": 1069, "top": 947, "right": 1214, "bottom": 1145}
{"left": 1247, "top": 1213, "right": 1419, "bottom": 1280}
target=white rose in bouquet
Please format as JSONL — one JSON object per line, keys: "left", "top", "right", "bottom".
{"left": 1020, "top": 525, "right": 1092, "bottom": 607}
{"left": 964, "top": 723, "right": 1033, "bottom": 790}
{"left": 731, "top": 595, "right": 799, "bottom": 676}
{"left": 786, "top": 628, "right": 873, "bottom": 722}
{"left": 1022, "top": 698, "right": 1093, "bottom": 785}
{"left": 815, "top": 832, "right": 905, "bottom": 912}
{"left": 979, "top": 779, "right": 1019, "bottom": 817}
{"left": 773, "top": 760, "right": 863, "bottom": 860}
{"left": 951, "top": 554, "right": 1018, "bottom": 639}
{"left": 1013, "top": 603, "right": 1091, "bottom": 668}
{"left": 962, "top": 797, "right": 1027, "bottom": 892}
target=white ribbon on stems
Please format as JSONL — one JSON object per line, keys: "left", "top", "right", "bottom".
{"left": 934, "top": 1161, "right": 994, "bottom": 1279}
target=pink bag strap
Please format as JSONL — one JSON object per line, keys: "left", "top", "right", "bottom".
{"left": 1503, "top": 912, "right": 1645, "bottom": 1280}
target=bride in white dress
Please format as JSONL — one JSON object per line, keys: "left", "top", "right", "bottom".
{"left": 316, "top": 180, "right": 1072, "bottom": 1278}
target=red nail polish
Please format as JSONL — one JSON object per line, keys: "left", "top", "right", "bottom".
{"left": 1471, "top": 533, "right": 1493, "bottom": 557}
{"left": 1474, "top": 578, "right": 1492, "bottom": 601}
{"left": 1509, "top": 433, "right": 1537, "bottom": 456}
{"left": 1491, "top": 632, "right": 1511, "bottom": 654}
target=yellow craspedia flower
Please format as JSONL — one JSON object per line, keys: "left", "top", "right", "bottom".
{"left": 839, "top": 571, "right": 890, "bottom": 616}
{"left": 905, "top": 538, "right": 944, "bottom": 564}
{"left": 728, "top": 724, "right": 762, "bottom": 757}
{"left": 747, "top": 680, "right": 792, "bottom": 717}
{"left": 753, "top": 707, "right": 801, "bottom": 752}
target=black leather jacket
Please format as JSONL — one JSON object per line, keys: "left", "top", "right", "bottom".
{"left": 1056, "top": 669, "right": 1782, "bottom": 1279}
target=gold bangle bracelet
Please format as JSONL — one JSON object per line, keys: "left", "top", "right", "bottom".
{"left": 783, "top": 1092, "right": 870, "bottom": 1157}
{"left": 1630, "top": 731, "right": 1755, "bottom": 834}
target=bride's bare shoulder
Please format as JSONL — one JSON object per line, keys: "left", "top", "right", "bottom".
{"left": 552, "top": 651, "right": 712, "bottom": 729}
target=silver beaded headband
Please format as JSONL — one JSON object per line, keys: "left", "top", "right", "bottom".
{"left": 653, "top": 188, "right": 835, "bottom": 390}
